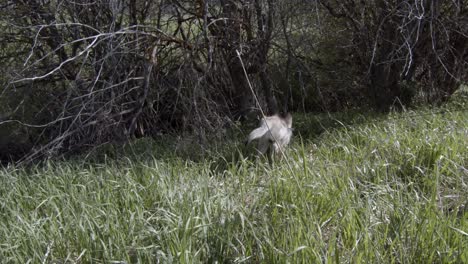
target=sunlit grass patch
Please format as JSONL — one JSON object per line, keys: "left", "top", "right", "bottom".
{"left": 0, "top": 103, "right": 467, "bottom": 263}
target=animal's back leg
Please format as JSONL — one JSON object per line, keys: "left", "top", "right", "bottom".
{"left": 256, "top": 140, "right": 270, "bottom": 155}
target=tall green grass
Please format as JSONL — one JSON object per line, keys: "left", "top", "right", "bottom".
{"left": 0, "top": 104, "right": 466, "bottom": 263}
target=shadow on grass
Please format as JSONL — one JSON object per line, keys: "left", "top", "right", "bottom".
{"left": 292, "top": 110, "right": 386, "bottom": 142}
{"left": 70, "top": 87, "right": 468, "bottom": 167}
{"left": 76, "top": 110, "right": 384, "bottom": 167}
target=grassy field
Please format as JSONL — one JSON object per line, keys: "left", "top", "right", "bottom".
{"left": 1, "top": 98, "right": 467, "bottom": 263}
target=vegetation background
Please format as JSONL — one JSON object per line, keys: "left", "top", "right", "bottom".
{"left": 1, "top": 0, "right": 466, "bottom": 162}
{"left": 0, "top": 0, "right": 466, "bottom": 262}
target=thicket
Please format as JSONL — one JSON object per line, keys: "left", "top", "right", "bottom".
{"left": 0, "top": 0, "right": 466, "bottom": 162}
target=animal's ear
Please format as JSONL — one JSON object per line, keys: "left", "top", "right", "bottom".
{"left": 284, "top": 113, "right": 292, "bottom": 127}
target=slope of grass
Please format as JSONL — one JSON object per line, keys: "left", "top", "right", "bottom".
{"left": 0, "top": 103, "right": 467, "bottom": 263}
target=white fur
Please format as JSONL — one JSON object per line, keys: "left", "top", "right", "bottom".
{"left": 247, "top": 114, "right": 293, "bottom": 156}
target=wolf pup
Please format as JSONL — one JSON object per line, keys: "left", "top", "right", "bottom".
{"left": 246, "top": 113, "right": 293, "bottom": 159}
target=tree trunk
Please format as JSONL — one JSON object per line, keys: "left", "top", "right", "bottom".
{"left": 370, "top": 63, "right": 403, "bottom": 111}
{"left": 220, "top": 0, "right": 253, "bottom": 119}
{"left": 260, "top": 69, "right": 278, "bottom": 114}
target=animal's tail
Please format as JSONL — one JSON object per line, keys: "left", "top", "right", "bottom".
{"left": 246, "top": 126, "right": 268, "bottom": 145}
